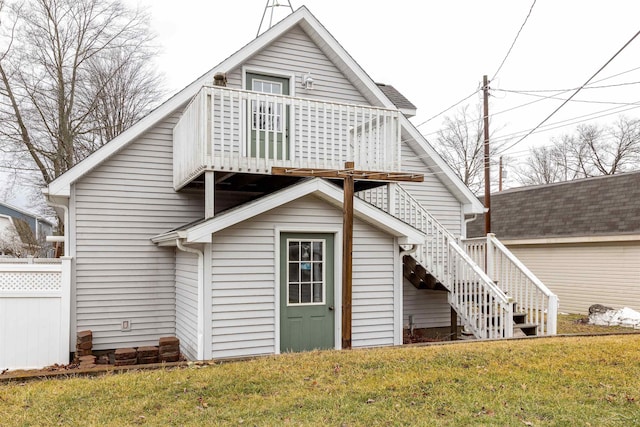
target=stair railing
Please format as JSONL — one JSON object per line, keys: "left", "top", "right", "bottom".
{"left": 358, "top": 184, "right": 514, "bottom": 339}
{"left": 461, "top": 235, "right": 558, "bottom": 335}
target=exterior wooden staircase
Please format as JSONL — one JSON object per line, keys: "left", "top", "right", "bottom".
{"left": 360, "top": 184, "right": 558, "bottom": 340}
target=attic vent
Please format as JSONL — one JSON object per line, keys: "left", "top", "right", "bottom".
{"left": 213, "top": 73, "right": 227, "bottom": 87}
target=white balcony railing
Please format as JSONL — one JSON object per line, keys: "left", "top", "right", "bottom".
{"left": 173, "top": 86, "right": 402, "bottom": 189}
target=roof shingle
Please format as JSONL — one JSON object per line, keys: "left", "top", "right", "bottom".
{"left": 467, "top": 171, "right": 640, "bottom": 239}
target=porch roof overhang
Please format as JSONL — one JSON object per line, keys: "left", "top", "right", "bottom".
{"left": 151, "top": 178, "right": 425, "bottom": 246}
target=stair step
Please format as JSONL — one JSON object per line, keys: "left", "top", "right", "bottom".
{"left": 513, "top": 312, "right": 527, "bottom": 324}
{"left": 402, "top": 255, "right": 448, "bottom": 291}
{"left": 514, "top": 323, "right": 538, "bottom": 336}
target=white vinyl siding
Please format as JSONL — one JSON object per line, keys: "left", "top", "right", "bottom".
{"left": 73, "top": 111, "right": 204, "bottom": 350}
{"left": 175, "top": 250, "right": 199, "bottom": 360}
{"left": 210, "top": 195, "right": 397, "bottom": 359}
{"left": 403, "top": 280, "right": 451, "bottom": 329}
{"left": 227, "top": 26, "right": 369, "bottom": 105}
{"left": 508, "top": 241, "right": 640, "bottom": 314}
{"left": 399, "top": 142, "right": 464, "bottom": 236}
{"left": 352, "top": 228, "right": 395, "bottom": 348}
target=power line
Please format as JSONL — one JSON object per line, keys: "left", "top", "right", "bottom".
{"left": 499, "top": 66, "right": 640, "bottom": 93}
{"left": 414, "top": 89, "right": 480, "bottom": 128}
{"left": 495, "top": 87, "right": 640, "bottom": 106}
{"left": 498, "top": 28, "right": 640, "bottom": 154}
{"left": 492, "top": 102, "right": 640, "bottom": 144}
{"left": 492, "top": 0, "right": 537, "bottom": 80}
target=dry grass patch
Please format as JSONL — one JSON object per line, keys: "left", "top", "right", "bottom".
{"left": 1, "top": 335, "right": 640, "bottom": 426}
{"left": 557, "top": 313, "right": 638, "bottom": 334}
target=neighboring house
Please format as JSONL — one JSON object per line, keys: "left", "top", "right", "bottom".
{"left": 467, "top": 171, "right": 640, "bottom": 314}
{"left": 0, "top": 201, "right": 54, "bottom": 257}
{"left": 42, "top": 7, "right": 555, "bottom": 361}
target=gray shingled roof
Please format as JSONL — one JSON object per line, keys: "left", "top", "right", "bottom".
{"left": 376, "top": 83, "right": 417, "bottom": 113}
{"left": 467, "top": 171, "right": 640, "bottom": 239}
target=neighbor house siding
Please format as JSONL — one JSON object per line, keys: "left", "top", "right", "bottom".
{"left": 402, "top": 281, "right": 451, "bottom": 329}
{"left": 209, "top": 195, "right": 397, "bottom": 359}
{"left": 226, "top": 25, "right": 369, "bottom": 105}
{"left": 175, "top": 250, "right": 199, "bottom": 360}
{"left": 508, "top": 241, "right": 640, "bottom": 314}
{"left": 73, "top": 111, "right": 204, "bottom": 350}
{"left": 399, "top": 142, "right": 463, "bottom": 236}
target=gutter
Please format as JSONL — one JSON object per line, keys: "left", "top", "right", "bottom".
{"left": 45, "top": 199, "right": 70, "bottom": 257}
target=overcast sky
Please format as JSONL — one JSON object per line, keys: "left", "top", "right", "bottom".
{"left": 132, "top": 0, "right": 640, "bottom": 172}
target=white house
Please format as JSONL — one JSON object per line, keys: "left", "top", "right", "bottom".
{"left": 43, "top": 6, "right": 557, "bottom": 362}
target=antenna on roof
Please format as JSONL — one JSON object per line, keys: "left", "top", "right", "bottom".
{"left": 256, "top": 0, "right": 295, "bottom": 37}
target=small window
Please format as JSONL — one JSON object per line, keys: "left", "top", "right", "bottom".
{"left": 287, "top": 239, "right": 325, "bottom": 305}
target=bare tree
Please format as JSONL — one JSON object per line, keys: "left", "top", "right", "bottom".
{"left": 515, "top": 116, "right": 640, "bottom": 185}
{"left": 433, "top": 104, "right": 504, "bottom": 194}
{"left": 0, "top": 0, "right": 163, "bottom": 186}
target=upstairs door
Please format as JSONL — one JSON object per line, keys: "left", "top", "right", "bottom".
{"left": 280, "top": 233, "right": 335, "bottom": 352}
{"left": 246, "top": 73, "right": 290, "bottom": 161}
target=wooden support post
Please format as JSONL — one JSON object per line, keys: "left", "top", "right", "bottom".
{"left": 450, "top": 307, "right": 458, "bottom": 341}
{"left": 205, "top": 171, "right": 215, "bottom": 219}
{"left": 342, "top": 161, "right": 354, "bottom": 350}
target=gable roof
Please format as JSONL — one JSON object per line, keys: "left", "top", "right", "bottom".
{"left": 151, "top": 178, "right": 425, "bottom": 245}
{"left": 467, "top": 171, "right": 640, "bottom": 240}
{"left": 45, "top": 6, "right": 484, "bottom": 215}
{"left": 46, "top": 6, "right": 393, "bottom": 198}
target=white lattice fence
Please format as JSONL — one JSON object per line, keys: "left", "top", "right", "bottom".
{"left": 0, "top": 258, "right": 71, "bottom": 370}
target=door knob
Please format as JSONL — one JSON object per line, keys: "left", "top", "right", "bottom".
{"left": 328, "top": 306, "right": 334, "bottom": 311}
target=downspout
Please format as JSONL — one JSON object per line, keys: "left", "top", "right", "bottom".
{"left": 176, "top": 238, "right": 205, "bottom": 361}
{"left": 462, "top": 214, "right": 478, "bottom": 242}
{"left": 46, "top": 200, "right": 70, "bottom": 257}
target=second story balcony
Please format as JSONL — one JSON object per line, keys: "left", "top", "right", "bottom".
{"left": 173, "top": 86, "right": 402, "bottom": 190}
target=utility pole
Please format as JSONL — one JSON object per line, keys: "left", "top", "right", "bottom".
{"left": 498, "top": 156, "right": 503, "bottom": 192}
{"left": 483, "top": 75, "right": 491, "bottom": 234}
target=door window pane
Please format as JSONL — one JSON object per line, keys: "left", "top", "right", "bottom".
{"left": 287, "top": 238, "right": 326, "bottom": 306}
{"left": 288, "top": 283, "right": 299, "bottom": 304}
{"left": 313, "top": 283, "right": 323, "bottom": 303}
{"left": 288, "top": 242, "right": 299, "bottom": 261}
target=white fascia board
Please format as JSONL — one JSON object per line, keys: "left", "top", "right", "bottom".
{"left": 151, "top": 230, "right": 187, "bottom": 246}
{"left": 502, "top": 234, "right": 640, "bottom": 246}
{"left": 186, "top": 178, "right": 424, "bottom": 244}
{"left": 401, "top": 115, "right": 485, "bottom": 214}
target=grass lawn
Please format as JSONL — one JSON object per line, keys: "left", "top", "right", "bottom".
{"left": 2, "top": 334, "right": 640, "bottom": 426}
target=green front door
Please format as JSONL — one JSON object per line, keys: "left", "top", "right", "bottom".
{"left": 246, "top": 73, "right": 290, "bottom": 160}
{"left": 280, "top": 233, "right": 335, "bottom": 352}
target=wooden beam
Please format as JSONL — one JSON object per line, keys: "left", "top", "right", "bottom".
{"left": 271, "top": 167, "right": 424, "bottom": 183}
{"left": 342, "top": 161, "right": 354, "bottom": 350}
